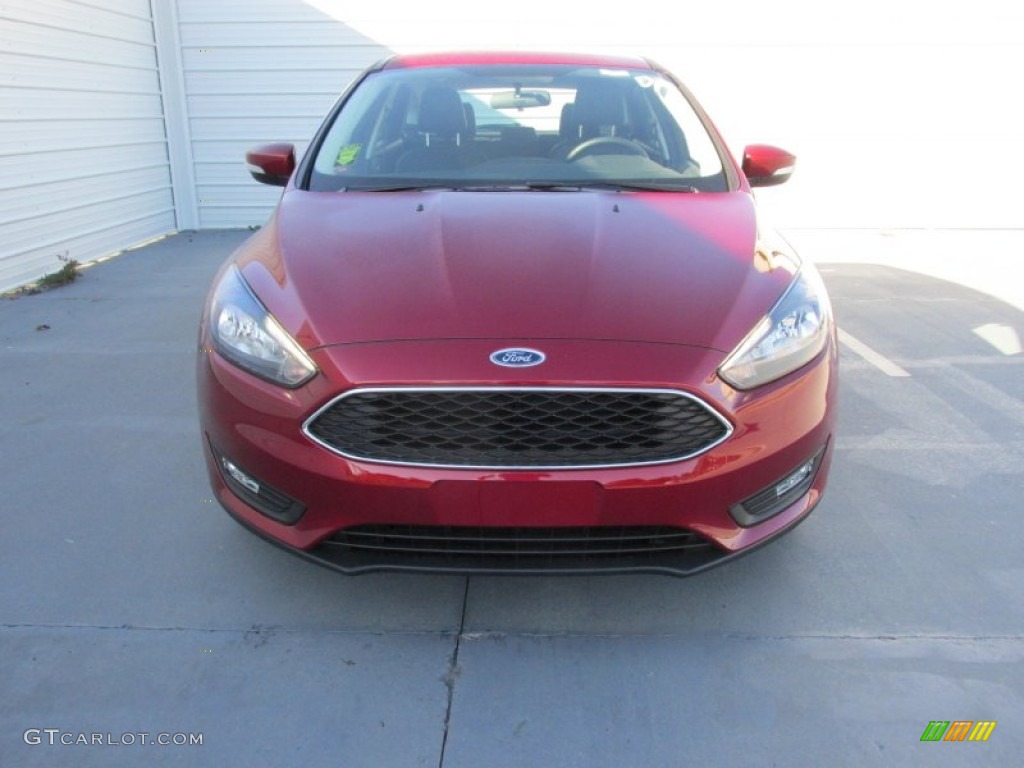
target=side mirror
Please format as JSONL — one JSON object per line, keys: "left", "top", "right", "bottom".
{"left": 742, "top": 145, "right": 796, "bottom": 188}
{"left": 245, "top": 143, "right": 296, "bottom": 187}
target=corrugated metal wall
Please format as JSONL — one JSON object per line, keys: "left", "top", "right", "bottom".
{"left": 0, "top": 0, "right": 176, "bottom": 292}
{"left": 2, "top": 0, "right": 1019, "bottom": 290}
{"left": 176, "top": 0, "right": 391, "bottom": 228}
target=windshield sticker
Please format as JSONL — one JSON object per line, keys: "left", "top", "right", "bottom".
{"left": 336, "top": 144, "right": 361, "bottom": 165}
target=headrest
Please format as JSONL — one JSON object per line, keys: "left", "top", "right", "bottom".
{"left": 572, "top": 80, "right": 628, "bottom": 130}
{"left": 418, "top": 87, "right": 466, "bottom": 136}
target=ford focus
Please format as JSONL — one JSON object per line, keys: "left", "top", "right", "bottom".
{"left": 196, "top": 51, "right": 838, "bottom": 576}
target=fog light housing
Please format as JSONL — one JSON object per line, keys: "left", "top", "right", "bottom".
{"left": 773, "top": 458, "right": 815, "bottom": 497}
{"left": 210, "top": 443, "right": 306, "bottom": 525}
{"left": 729, "top": 446, "right": 826, "bottom": 527}
{"left": 222, "top": 457, "right": 260, "bottom": 494}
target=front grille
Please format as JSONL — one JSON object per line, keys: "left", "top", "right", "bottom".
{"left": 304, "top": 388, "right": 731, "bottom": 468}
{"left": 324, "top": 525, "right": 716, "bottom": 558}
{"left": 309, "top": 522, "right": 730, "bottom": 574}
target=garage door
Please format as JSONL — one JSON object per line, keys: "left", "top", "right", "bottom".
{"left": 0, "top": 0, "right": 176, "bottom": 292}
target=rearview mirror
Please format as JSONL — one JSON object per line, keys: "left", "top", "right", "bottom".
{"left": 245, "top": 143, "right": 296, "bottom": 186}
{"left": 742, "top": 145, "right": 796, "bottom": 187}
{"left": 490, "top": 90, "right": 552, "bottom": 109}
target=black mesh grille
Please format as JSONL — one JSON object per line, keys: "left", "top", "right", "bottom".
{"left": 324, "top": 525, "right": 716, "bottom": 558}
{"left": 305, "top": 389, "right": 729, "bottom": 468}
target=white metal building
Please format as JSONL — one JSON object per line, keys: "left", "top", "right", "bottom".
{"left": 1, "top": 0, "right": 176, "bottom": 291}
{"left": 1, "top": 0, "right": 1020, "bottom": 292}
{"left": 0, "top": 0, "right": 396, "bottom": 291}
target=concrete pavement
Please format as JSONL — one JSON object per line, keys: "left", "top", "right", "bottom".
{"left": 1, "top": 228, "right": 1021, "bottom": 766}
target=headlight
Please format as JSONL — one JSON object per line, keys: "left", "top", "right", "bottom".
{"left": 718, "top": 264, "right": 831, "bottom": 390}
{"left": 208, "top": 266, "right": 316, "bottom": 388}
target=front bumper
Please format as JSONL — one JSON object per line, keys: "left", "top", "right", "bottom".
{"left": 197, "top": 336, "right": 837, "bottom": 576}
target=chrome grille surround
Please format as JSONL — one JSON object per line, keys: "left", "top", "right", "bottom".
{"left": 302, "top": 387, "right": 733, "bottom": 470}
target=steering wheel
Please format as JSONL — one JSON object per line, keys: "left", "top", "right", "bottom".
{"left": 566, "top": 137, "right": 650, "bottom": 162}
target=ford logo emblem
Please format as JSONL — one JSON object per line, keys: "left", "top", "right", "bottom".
{"left": 489, "top": 348, "right": 546, "bottom": 368}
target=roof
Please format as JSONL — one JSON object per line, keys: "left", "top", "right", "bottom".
{"left": 382, "top": 50, "right": 653, "bottom": 70}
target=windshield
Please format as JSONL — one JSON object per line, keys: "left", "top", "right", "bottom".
{"left": 308, "top": 64, "right": 727, "bottom": 192}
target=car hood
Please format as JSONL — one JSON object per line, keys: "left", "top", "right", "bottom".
{"left": 239, "top": 188, "right": 797, "bottom": 352}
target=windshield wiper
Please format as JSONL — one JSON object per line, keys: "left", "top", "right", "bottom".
{"left": 346, "top": 184, "right": 457, "bottom": 192}
{"left": 357, "top": 184, "right": 587, "bottom": 193}
{"left": 345, "top": 181, "right": 699, "bottom": 193}
{"left": 524, "top": 181, "right": 699, "bottom": 193}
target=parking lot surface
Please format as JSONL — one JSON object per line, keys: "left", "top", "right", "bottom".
{"left": 1, "top": 228, "right": 1021, "bottom": 766}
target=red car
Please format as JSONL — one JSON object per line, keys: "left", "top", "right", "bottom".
{"left": 197, "top": 51, "right": 837, "bottom": 575}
